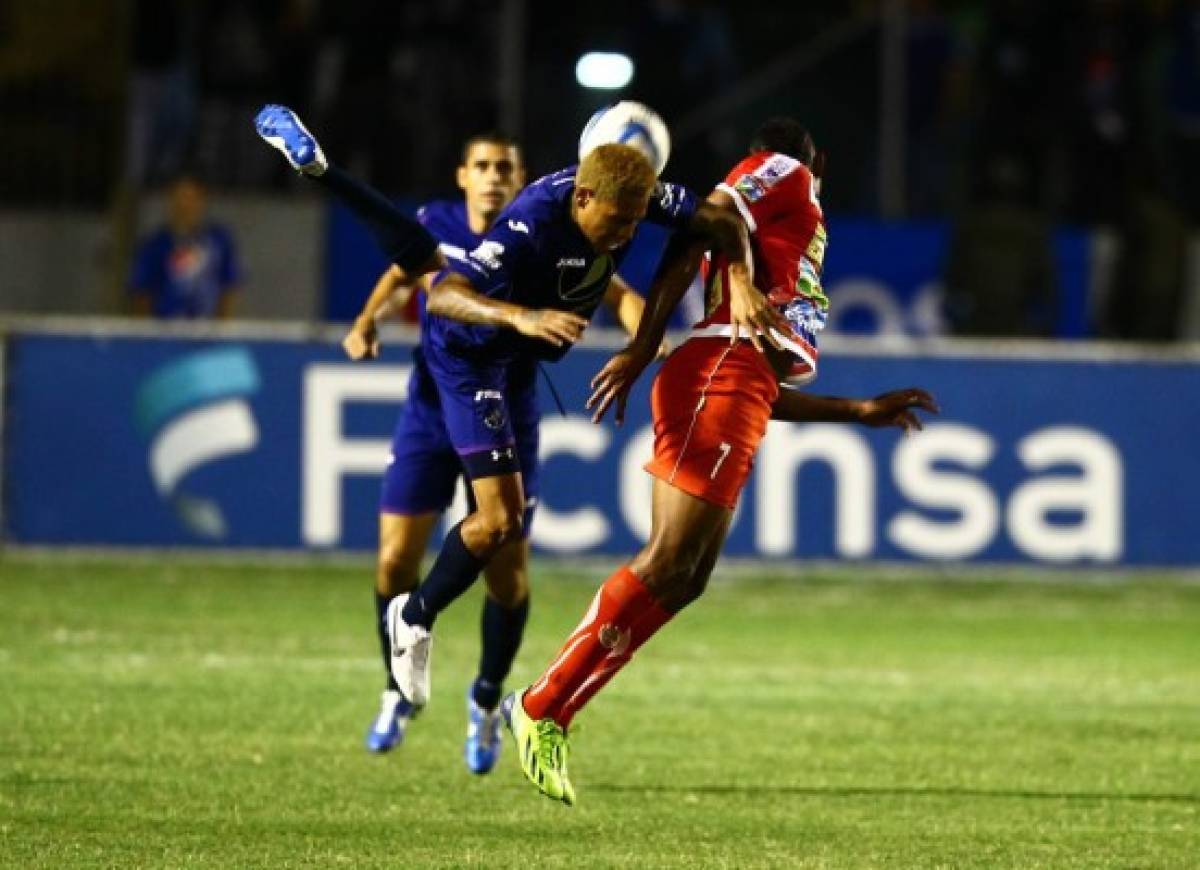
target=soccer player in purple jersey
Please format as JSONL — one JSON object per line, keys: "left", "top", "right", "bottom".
{"left": 340, "top": 133, "right": 661, "bottom": 770}
{"left": 254, "top": 104, "right": 783, "bottom": 736}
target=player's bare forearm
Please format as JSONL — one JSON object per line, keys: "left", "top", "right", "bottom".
{"left": 344, "top": 266, "right": 413, "bottom": 360}
{"left": 773, "top": 388, "right": 940, "bottom": 433}
{"left": 426, "top": 272, "right": 525, "bottom": 328}
{"left": 626, "top": 233, "right": 706, "bottom": 359}
{"left": 587, "top": 235, "right": 701, "bottom": 424}
{"left": 359, "top": 265, "right": 426, "bottom": 325}
{"left": 691, "top": 191, "right": 753, "bottom": 277}
{"left": 771, "top": 392, "right": 863, "bottom": 424}
{"left": 603, "top": 273, "right": 645, "bottom": 338}
{"left": 694, "top": 189, "right": 790, "bottom": 351}
{"left": 427, "top": 273, "right": 587, "bottom": 347}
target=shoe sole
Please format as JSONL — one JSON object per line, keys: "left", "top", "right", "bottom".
{"left": 256, "top": 106, "right": 324, "bottom": 172}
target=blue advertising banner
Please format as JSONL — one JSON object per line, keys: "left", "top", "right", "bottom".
{"left": 5, "top": 331, "right": 1198, "bottom": 565}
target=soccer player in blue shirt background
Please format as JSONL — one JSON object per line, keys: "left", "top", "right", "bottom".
{"left": 255, "top": 103, "right": 782, "bottom": 753}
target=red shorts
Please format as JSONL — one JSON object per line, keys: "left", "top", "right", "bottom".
{"left": 644, "top": 338, "right": 780, "bottom": 509}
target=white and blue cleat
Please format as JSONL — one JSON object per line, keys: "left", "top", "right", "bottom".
{"left": 254, "top": 104, "right": 328, "bottom": 175}
{"left": 464, "top": 687, "right": 503, "bottom": 774}
{"left": 365, "top": 689, "right": 414, "bottom": 754}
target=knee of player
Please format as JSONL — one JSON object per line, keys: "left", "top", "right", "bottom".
{"left": 479, "top": 509, "right": 524, "bottom": 547}
{"left": 376, "top": 552, "right": 419, "bottom": 595}
{"left": 639, "top": 547, "right": 701, "bottom": 589}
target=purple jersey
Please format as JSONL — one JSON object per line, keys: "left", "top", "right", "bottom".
{"left": 382, "top": 198, "right": 541, "bottom": 515}
{"left": 433, "top": 166, "right": 698, "bottom": 363}
{"left": 414, "top": 199, "right": 481, "bottom": 329}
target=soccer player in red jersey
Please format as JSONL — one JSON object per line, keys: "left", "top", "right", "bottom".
{"left": 502, "top": 118, "right": 938, "bottom": 805}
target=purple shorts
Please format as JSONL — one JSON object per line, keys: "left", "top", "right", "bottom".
{"left": 379, "top": 347, "right": 539, "bottom": 530}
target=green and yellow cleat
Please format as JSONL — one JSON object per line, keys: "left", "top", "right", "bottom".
{"left": 501, "top": 691, "right": 576, "bottom": 806}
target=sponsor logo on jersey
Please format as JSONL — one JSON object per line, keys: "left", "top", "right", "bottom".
{"left": 735, "top": 153, "right": 801, "bottom": 204}
{"left": 656, "top": 182, "right": 677, "bottom": 212}
{"left": 557, "top": 257, "right": 586, "bottom": 267}
{"left": 483, "top": 405, "right": 507, "bottom": 431}
{"left": 559, "top": 254, "right": 614, "bottom": 305}
{"left": 469, "top": 240, "right": 506, "bottom": 271}
{"left": 734, "top": 174, "right": 768, "bottom": 203}
{"left": 437, "top": 242, "right": 467, "bottom": 263}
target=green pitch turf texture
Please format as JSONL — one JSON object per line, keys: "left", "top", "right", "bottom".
{"left": 2, "top": 556, "right": 1197, "bottom": 869}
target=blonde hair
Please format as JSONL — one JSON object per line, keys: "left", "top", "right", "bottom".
{"left": 576, "top": 144, "right": 656, "bottom": 204}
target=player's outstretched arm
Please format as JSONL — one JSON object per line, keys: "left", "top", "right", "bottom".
{"left": 603, "top": 274, "right": 671, "bottom": 357}
{"left": 771, "top": 388, "right": 939, "bottom": 432}
{"left": 603, "top": 274, "right": 645, "bottom": 338}
{"left": 587, "top": 233, "right": 705, "bottom": 425}
{"left": 426, "top": 272, "right": 587, "bottom": 347}
{"left": 343, "top": 265, "right": 432, "bottom": 360}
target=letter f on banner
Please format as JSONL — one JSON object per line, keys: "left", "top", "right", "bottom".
{"left": 303, "top": 364, "right": 410, "bottom": 546}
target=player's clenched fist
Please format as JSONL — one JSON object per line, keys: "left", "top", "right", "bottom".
{"left": 343, "top": 317, "right": 381, "bottom": 360}
{"left": 512, "top": 308, "right": 588, "bottom": 347}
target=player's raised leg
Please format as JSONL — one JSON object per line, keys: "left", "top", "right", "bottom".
{"left": 254, "top": 104, "right": 442, "bottom": 277}
{"left": 254, "top": 104, "right": 327, "bottom": 174}
{"left": 556, "top": 495, "right": 730, "bottom": 727}
{"left": 503, "top": 480, "right": 729, "bottom": 804}
{"left": 522, "top": 480, "right": 729, "bottom": 721}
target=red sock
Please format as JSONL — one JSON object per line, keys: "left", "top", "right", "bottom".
{"left": 523, "top": 566, "right": 673, "bottom": 726}
{"left": 557, "top": 599, "right": 673, "bottom": 728}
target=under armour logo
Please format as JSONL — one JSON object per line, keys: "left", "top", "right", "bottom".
{"left": 507, "top": 219, "right": 529, "bottom": 234}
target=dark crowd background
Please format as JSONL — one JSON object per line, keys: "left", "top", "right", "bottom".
{"left": 2, "top": 0, "right": 1198, "bottom": 339}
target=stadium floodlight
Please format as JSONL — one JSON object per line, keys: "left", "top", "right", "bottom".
{"left": 575, "top": 52, "right": 634, "bottom": 90}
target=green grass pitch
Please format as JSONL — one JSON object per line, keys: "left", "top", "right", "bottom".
{"left": 2, "top": 555, "right": 1198, "bottom": 868}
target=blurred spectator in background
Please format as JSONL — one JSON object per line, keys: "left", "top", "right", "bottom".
{"left": 129, "top": 174, "right": 243, "bottom": 319}
{"left": 943, "top": 152, "right": 1056, "bottom": 337}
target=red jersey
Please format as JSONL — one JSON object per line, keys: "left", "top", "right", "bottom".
{"left": 690, "top": 151, "right": 828, "bottom": 376}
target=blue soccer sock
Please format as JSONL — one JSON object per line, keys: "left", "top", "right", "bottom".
{"left": 473, "top": 594, "right": 530, "bottom": 710}
{"left": 313, "top": 165, "right": 439, "bottom": 273}
{"left": 374, "top": 590, "right": 400, "bottom": 693}
{"left": 401, "top": 521, "right": 486, "bottom": 630}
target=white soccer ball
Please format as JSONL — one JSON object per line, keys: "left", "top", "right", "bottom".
{"left": 578, "top": 101, "right": 672, "bottom": 176}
